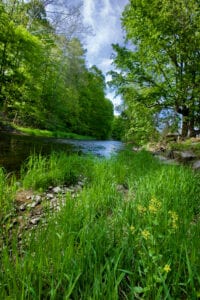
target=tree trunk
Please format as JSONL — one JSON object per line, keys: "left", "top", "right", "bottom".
{"left": 189, "top": 116, "right": 196, "bottom": 137}
{"left": 181, "top": 115, "right": 189, "bottom": 138}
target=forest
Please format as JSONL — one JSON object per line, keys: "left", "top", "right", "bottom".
{"left": 0, "top": 0, "right": 113, "bottom": 140}
{"left": 110, "top": 0, "right": 200, "bottom": 144}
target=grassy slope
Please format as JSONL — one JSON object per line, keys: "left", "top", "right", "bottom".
{"left": 9, "top": 123, "right": 95, "bottom": 140}
{"left": 0, "top": 150, "right": 200, "bottom": 299}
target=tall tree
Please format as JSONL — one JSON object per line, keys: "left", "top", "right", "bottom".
{"left": 78, "top": 66, "right": 113, "bottom": 139}
{"left": 0, "top": 1, "right": 45, "bottom": 118}
{"left": 110, "top": 0, "right": 200, "bottom": 138}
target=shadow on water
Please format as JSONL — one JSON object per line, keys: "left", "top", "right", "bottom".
{"left": 0, "top": 133, "right": 124, "bottom": 172}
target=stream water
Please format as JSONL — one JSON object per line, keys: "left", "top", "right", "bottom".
{"left": 0, "top": 133, "right": 124, "bottom": 172}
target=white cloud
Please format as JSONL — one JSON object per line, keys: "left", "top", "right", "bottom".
{"left": 82, "top": 0, "right": 128, "bottom": 69}
{"left": 100, "top": 0, "right": 112, "bottom": 17}
{"left": 82, "top": 0, "right": 96, "bottom": 26}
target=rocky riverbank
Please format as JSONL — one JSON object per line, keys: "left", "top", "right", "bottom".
{"left": 1, "top": 177, "right": 131, "bottom": 253}
{"left": 146, "top": 138, "right": 200, "bottom": 171}
{"left": 1, "top": 177, "right": 86, "bottom": 251}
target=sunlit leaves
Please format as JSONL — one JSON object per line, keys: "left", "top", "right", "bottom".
{"left": 111, "top": 0, "right": 200, "bottom": 139}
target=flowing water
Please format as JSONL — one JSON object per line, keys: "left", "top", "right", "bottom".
{"left": 0, "top": 133, "right": 124, "bottom": 172}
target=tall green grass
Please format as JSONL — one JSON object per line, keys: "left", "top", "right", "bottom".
{"left": 0, "top": 150, "right": 200, "bottom": 299}
{"left": 0, "top": 168, "right": 17, "bottom": 224}
{"left": 21, "top": 152, "right": 94, "bottom": 190}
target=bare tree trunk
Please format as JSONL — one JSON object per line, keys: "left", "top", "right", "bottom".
{"left": 181, "top": 115, "right": 189, "bottom": 138}
{"left": 189, "top": 116, "right": 196, "bottom": 137}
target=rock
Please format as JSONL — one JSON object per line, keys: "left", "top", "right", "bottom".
{"left": 193, "top": 160, "right": 200, "bottom": 170}
{"left": 117, "top": 184, "right": 129, "bottom": 194}
{"left": 55, "top": 205, "right": 61, "bottom": 211}
{"left": 155, "top": 155, "right": 179, "bottom": 165}
{"left": 52, "top": 186, "right": 62, "bottom": 193}
{"left": 19, "top": 204, "right": 26, "bottom": 211}
{"left": 173, "top": 151, "right": 196, "bottom": 162}
{"left": 34, "top": 195, "right": 41, "bottom": 202}
{"left": 46, "top": 193, "right": 54, "bottom": 199}
{"left": 27, "top": 201, "right": 37, "bottom": 209}
{"left": 180, "top": 151, "right": 196, "bottom": 159}
{"left": 30, "top": 217, "right": 41, "bottom": 225}
{"left": 132, "top": 146, "right": 141, "bottom": 152}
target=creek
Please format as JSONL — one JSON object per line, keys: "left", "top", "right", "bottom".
{"left": 0, "top": 132, "right": 124, "bottom": 172}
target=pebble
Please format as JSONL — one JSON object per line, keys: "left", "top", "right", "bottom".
{"left": 30, "top": 217, "right": 41, "bottom": 225}
{"left": 193, "top": 160, "right": 200, "bottom": 170}
{"left": 46, "top": 193, "right": 54, "bottom": 199}
{"left": 19, "top": 204, "right": 26, "bottom": 211}
{"left": 52, "top": 186, "right": 62, "bottom": 193}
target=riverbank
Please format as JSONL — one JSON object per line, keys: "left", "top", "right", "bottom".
{"left": 0, "top": 120, "right": 95, "bottom": 140}
{"left": 0, "top": 150, "right": 199, "bottom": 299}
{"left": 146, "top": 137, "right": 200, "bottom": 171}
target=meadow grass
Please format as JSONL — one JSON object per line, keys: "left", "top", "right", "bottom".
{"left": 0, "top": 150, "right": 200, "bottom": 299}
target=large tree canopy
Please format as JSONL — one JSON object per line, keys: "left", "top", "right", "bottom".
{"left": 110, "top": 0, "right": 200, "bottom": 140}
{"left": 0, "top": 0, "right": 113, "bottom": 139}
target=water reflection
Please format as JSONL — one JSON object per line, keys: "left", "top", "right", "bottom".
{"left": 58, "top": 139, "right": 124, "bottom": 158}
{"left": 0, "top": 133, "right": 123, "bottom": 172}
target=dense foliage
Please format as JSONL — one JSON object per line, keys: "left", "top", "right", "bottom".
{"left": 110, "top": 0, "right": 200, "bottom": 143}
{"left": 0, "top": 0, "right": 113, "bottom": 139}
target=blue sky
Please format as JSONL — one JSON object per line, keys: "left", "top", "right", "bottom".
{"left": 81, "top": 0, "right": 129, "bottom": 109}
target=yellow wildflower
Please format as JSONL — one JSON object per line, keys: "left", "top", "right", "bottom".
{"left": 163, "top": 264, "right": 171, "bottom": 273}
{"left": 130, "top": 225, "right": 135, "bottom": 234}
{"left": 137, "top": 204, "right": 147, "bottom": 214}
{"left": 148, "top": 197, "right": 161, "bottom": 213}
{"left": 168, "top": 210, "right": 179, "bottom": 229}
{"left": 141, "top": 229, "right": 151, "bottom": 240}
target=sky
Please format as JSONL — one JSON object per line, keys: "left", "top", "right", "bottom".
{"left": 81, "top": 0, "right": 129, "bottom": 110}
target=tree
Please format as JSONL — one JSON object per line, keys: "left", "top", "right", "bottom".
{"left": 110, "top": 0, "right": 200, "bottom": 138}
{"left": 0, "top": 3, "right": 44, "bottom": 117}
{"left": 78, "top": 66, "right": 113, "bottom": 139}
{"left": 0, "top": 1, "right": 113, "bottom": 139}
